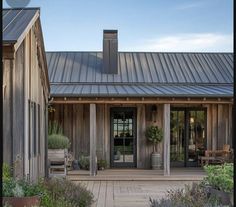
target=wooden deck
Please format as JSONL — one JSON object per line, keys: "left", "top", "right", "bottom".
{"left": 69, "top": 169, "right": 206, "bottom": 207}
{"left": 74, "top": 180, "right": 200, "bottom": 207}
{"left": 67, "top": 168, "right": 206, "bottom": 181}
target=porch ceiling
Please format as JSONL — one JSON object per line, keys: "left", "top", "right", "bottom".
{"left": 50, "top": 83, "right": 233, "bottom": 98}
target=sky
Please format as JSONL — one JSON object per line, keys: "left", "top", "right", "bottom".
{"left": 3, "top": 0, "right": 233, "bottom": 52}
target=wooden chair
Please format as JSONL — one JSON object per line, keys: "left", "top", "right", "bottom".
{"left": 48, "top": 149, "right": 68, "bottom": 177}
{"left": 202, "top": 144, "right": 231, "bottom": 165}
{"left": 205, "top": 144, "right": 231, "bottom": 158}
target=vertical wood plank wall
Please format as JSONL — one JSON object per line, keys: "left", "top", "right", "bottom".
{"left": 49, "top": 103, "right": 233, "bottom": 169}
{"left": 207, "top": 104, "right": 233, "bottom": 150}
{"left": 12, "top": 43, "right": 25, "bottom": 178}
{"left": 3, "top": 59, "right": 12, "bottom": 165}
{"left": 3, "top": 19, "right": 48, "bottom": 181}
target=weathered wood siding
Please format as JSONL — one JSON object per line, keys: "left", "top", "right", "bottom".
{"left": 13, "top": 43, "right": 25, "bottom": 178}
{"left": 49, "top": 103, "right": 233, "bottom": 169}
{"left": 3, "top": 59, "right": 13, "bottom": 165}
{"left": 3, "top": 19, "right": 48, "bottom": 181}
{"left": 206, "top": 104, "right": 233, "bottom": 150}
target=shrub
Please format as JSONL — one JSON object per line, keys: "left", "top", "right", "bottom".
{"left": 48, "top": 134, "right": 70, "bottom": 149}
{"left": 79, "top": 155, "right": 90, "bottom": 170}
{"left": 149, "top": 183, "right": 222, "bottom": 207}
{"left": 146, "top": 125, "right": 163, "bottom": 152}
{"left": 3, "top": 178, "right": 16, "bottom": 197}
{"left": 3, "top": 163, "right": 12, "bottom": 181}
{"left": 97, "top": 159, "right": 107, "bottom": 170}
{"left": 44, "top": 178, "right": 94, "bottom": 207}
{"left": 203, "top": 163, "right": 233, "bottom": 193}
{"left": 3, "top": 178, "right": 45, "bottom": 198}
{"left": 3, "top": 178, "right": 94, "bottom": 207}
{"left": 48, "top": 121, "right": 63, "bottom": 135}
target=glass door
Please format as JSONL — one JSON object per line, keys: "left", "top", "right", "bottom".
{"left": 170, "top": 108, "right": 206, "bottom": 167}
{"left": 187, "top": 110, "right": 206, "bottom": 166}
{"left": 110, "top": 108, "right": 136, "bottom": 168}
{"left": 170, "top": 110, "right": 185, "bottom": 167}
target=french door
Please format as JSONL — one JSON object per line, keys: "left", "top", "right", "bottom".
{"left": 110, "top": 107, "right": 137, "bottom": 168}
{"left": 170, "top": 108, "right": 207, "bottom": 167}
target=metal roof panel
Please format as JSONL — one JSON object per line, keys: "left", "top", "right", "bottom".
{"left": 3, "top": 8, "right": 39, "bottom": 43}
{"left": 50, "top": 84, "right": 233, "bottom": 97}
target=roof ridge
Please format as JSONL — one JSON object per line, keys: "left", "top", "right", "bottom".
{"left": 46, "top": 51, "right": 233, "bottom": 54}
{"left": 3, "top": 7, "right": 40, "bottom": 10}
{"left": 50, "top": 82, "right": 233, "bottom": 86}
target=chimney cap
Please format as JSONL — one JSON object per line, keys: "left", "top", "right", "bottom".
{"left": 103, "top": 29, "right": 118, "bottom": 34}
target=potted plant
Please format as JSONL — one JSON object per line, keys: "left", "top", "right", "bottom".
{"left": 145, "top": 125, "right": 163, "bottom": 169}
{"left": 2, "top": 163, "right": 42, "bottom": 207}
{"left": 78, "top": 155, "right": 90, "bottom": 170}
{"left": 3, "top": 179, "right": 42, "bottom": 207}
{"left": 48, "top": 121, "right": 70, "bottom": 160}
{"left": 97, "top": 159, "right": 107, "bottom": 170}
{"left": 203, "top": 163, "right": 233, "bottom": 206}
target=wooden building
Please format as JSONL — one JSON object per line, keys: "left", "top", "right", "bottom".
{"left": 3, "top": 8, "right": 50, "bottom": 180}
{"left": 47, "top": 30, "right": 233, "bottom": 175}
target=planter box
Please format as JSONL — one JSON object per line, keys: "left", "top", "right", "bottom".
{"left": 48, "top": 149, "right": 68, "bottom": 176}
{"left": 3, "top": 196, "right": 40, "bottom": 207}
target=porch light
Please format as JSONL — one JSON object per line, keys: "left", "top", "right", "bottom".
{"left": 190, "top": 117, "right": 194, "bottom": 123}
{"left": 151, "top": 105, "right": 157, "bottom": 122}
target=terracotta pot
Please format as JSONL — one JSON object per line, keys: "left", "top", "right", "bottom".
{"left": 3, "top": 196, "right": 40, "bottom": 207}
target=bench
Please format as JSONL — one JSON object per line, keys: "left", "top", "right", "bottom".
{"left": 48, "top": 149, "right": 68, "bottom": 177}
{"left": 199, "top": 156, "right": 224, "bottom": 167}
{"left": 199, "top": 144, "right": 232, "bottom": 167}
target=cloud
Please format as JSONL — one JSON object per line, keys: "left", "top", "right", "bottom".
{"left": 174, "top": 2, "right": 204, "bottom": 10}
{"left": 124, "top": 33, "right": 233, "bottom": 52}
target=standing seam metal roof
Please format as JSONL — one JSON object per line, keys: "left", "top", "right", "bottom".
{"left": 46, "top": 52, "right": 233, "bottom": 97}
{"left": 3, "top": 8, "right": 39, "bottom": 43}
{"left": 46, "top": 52, "right": 233, "bottom": 84}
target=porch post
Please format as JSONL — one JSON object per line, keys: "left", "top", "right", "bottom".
{"left": 163, "top": 104, "right": 170, "bottom": 176}
{"left": 90, "top": 104, "right": 97, "bottom": 176}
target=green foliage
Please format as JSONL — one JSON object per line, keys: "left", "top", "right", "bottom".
{"left": 48, "top": 121, "right": 63, "bottom": 135}
{"left": 3, "top": 178, "right": 94, "bottom": 207}
{"left": 145, "top": 125, "right": 163, "bottom": 152}
{"left": 43, "top": 178, "right": 94, "bottom": 207}
{"left": 97, "top": 159, "right": 107, "bottom": 170}
{"left": 3, "top": 178, "right": 44, "bottom": 198}
{"left": 79, "top": 155, "right": 90, "bottom": 170}
{"left": 203, "top": 163, "right": 233, "bottom": 193}
{"left": 48, "top": 134, "right": 70, "bottom": 149}
{"left": 149, "top": 183, "right": 222, "bottom": 207}
{"left": 12, "top": 183, "right": 25, "bottom": 197}
{"left": 3, "top": 163, "right": 12, "bottom": 181}
{"left": 3, "top": 178, "right": 16, "bottom": 197}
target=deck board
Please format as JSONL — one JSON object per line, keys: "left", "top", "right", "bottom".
{"left": 71, "top": 169, "right": 206, "bottom": 206}
{"left": 67, "top": 168, "right": 206, "bottom": 181}
{"left": 76, "top": 180, "right": 196, "bottom": 207}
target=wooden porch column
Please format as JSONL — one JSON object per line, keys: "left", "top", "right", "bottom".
{"left": 90, "top": 104, "right": 97, "bottom": 176}
{"left": 163, "top": 104, "right": 170, "bottom": 176}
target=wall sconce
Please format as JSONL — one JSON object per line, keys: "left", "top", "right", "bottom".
{"left": 151, "top": 105, "right": 157, "bottom": 122}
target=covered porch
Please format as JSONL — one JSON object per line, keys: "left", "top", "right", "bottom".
{"left": 49, "top": 96, "right": 233, "bottom": 177}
